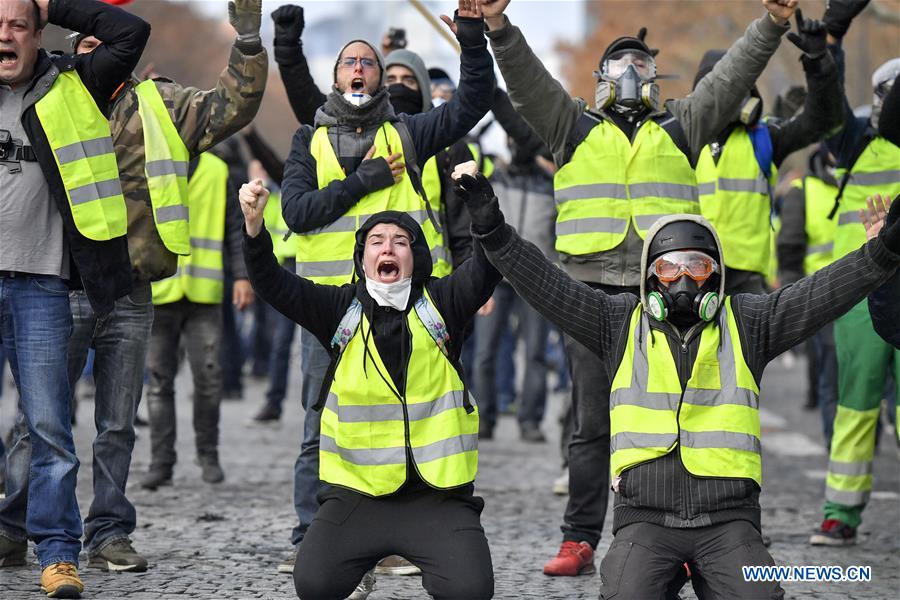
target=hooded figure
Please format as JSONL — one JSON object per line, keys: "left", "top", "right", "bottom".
{"left": 243, "top": 172, "right": 502, "bottom": 599}
{"left": 458, "top": 158, "right": 900, "bottom": 597}
{"left": 384, "top": 49, "right": 433, "bottom": 115}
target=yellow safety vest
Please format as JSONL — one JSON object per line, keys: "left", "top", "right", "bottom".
{"left": 467, "top": 142, "right": 494, "bottom": 180}
{"left": 792, "top": 177, "right": 839, "bottom": 275}
{"left": 320, "top": 291, "right": 479, "bottom": 496}
{"left": 833, "top": 136, "right": 900, "bottom": 260}
{"left": 610, "top": 298, "right": 762, "bottom": 486}
{"left": 262, "top": 191, "right": 295, "bottom": 264}
{"left": 297, "top": 123, "right": 450, "bottom": 284}
{"left": 151, "top": 153, "right": 229, "bottom": 305}
{"left": 697, "top": 127, "right": 777, "bottom": 275}
{"left": 420, "top": 156, "right": 451, "bottom": 277}
{"left": 34, "top": 70, "right": 127, "bottom": 241}
{"left": 133, "top": 80, "right": 191, "bottom": 255}
{"left": 554, "top": 116, "right": 699, "bottom": 256}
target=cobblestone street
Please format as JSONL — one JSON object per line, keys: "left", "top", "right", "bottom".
{"left": 1, "top": 353, "right": 898, "bottom": 599}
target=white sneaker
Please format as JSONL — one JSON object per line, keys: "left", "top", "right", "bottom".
{"left": 552, "top": 469, "right": 569, "bottom": 496}
{"left": 347, "top": 569, "right": 376, "bottom": 600}
{"left": 277, "top": 553, "right": 295, "bottom": 574}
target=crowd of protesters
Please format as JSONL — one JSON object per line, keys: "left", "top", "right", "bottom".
{"left": 0, "top": 0, "right": 897, "bottom": 598}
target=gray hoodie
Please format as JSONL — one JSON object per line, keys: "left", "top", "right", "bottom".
{"left": 384, "top": 49, "right": 433, "bottom": 114}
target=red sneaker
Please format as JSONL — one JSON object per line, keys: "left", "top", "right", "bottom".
{"left": 542, "top": 541, "right": 596, "bottom": 576}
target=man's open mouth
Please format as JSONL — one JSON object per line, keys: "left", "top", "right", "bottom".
{"left": 0, "top": 51, "right": 18, "bottom": 66}
{"left": 351, "top": 78, "right": 365, "bottom": 91}
{"left": 376, "top": 260, "right": 399, "bottom": 279}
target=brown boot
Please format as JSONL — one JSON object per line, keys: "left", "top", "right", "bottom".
{"left": 40, "top": 562, "right": 84, "bottom": 598}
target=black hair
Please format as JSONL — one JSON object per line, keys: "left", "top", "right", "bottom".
{"left": 31, "top": 0, "right": 44, "bottom": 32}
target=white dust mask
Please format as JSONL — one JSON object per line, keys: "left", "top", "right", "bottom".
{"left": 365, "top": 276, "right": 412, "bottom": 311}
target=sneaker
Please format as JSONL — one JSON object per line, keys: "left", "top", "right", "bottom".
{"left": 140, "top": 466, "right": 173, "bottom": 490}
{"left": 198, "top": 457, "right": 225, "bottom": 484}
{"left": 809, "top": 519, "right": 857, "bottom": 546}
{"left": 0, "top": 534, "right": 27, "bottom": 566}
{"left": 552, "top": 469, "right": 569, "bottom": 496}
{"left": 88, "top": 538, "right": 148, "bottom": 572}
{"left": 348, "top": 569, "right": 376, "bottom": 600}
{"left": 543, "top": 541, "right": 596, "bottom": 576}
{"left": 249, "top": 403, "right": 281, "bottom": 426}
{"left": 40, "top": 562, "right": 83, "bottom": 598}
{"left": 277, "top": 553, "right": 296, "bottom": 574}
{"left": 374, "top": 555, "right": 421, "bottom": 576}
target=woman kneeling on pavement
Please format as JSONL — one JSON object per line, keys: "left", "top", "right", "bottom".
{"left": 239, "top": 170, "right": 499, "bottom": 600}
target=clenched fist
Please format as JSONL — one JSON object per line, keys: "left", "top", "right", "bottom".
{"left": 240, "top": 178, "right": 270, "bottom": 238}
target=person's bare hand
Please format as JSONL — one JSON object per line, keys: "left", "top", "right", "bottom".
{"left": 764, "top": 0, "right": 800, "bottom": 26}
{"left": 480, "top": 0, "right": 511, "bottom": 30}
{"left": 239, "top": 178, "right": 270, "bottom": 238}
{"left": 440, "top": 0, "right": 483, "bottom": 35}
{"left": 477, "top": 296, "right": 495, "bottom": 316}
{"left": 386, "top": 152, "right": 405, "bottom": 183}
{"left": 859, "top": 193, "right": 892, "bottom": 241}
{"left": 232, "top": 279, "right": 255, "bottom": 311}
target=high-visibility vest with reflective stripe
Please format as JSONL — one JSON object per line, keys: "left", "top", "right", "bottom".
{"left": 151, "top": 153, "right": 228, "bottom": 305}
{"left": 420, "top": 155, "right": 451, "bottom": 277}
{"left": 793, "top": 177, "right": 839, "bottom": 275}
{"left": 610, "top": 297, "right": 762, "bottom": 486}
{"left": 554, "top": 117, "right": 699, "bottom": 255}
{"left": 33, "top": 70, "right": 127, "bottom": 241}
{"left": 297, "top": 123, "right": 449, "bottom": 284}
{"left": 467, "top": 142, "right": 494, "bottom": 179}
{"left": 697, "top": 127, "right": 777, "bottom": 275}
{"left": 320, "top": 291, "right": 479, "bottom": 496}
{"left": 134, "top": 80, "right": 191, "bottom": 255}
{"left": 833, "top": 137, "right": 900, "bottom": 260}
{"left": 263, "top": 192, "right": 296, "bottom": 264}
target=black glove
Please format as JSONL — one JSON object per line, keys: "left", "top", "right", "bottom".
{"left": 271, "top": 4, "right": 305, "bottom": 46}
{"left": 823, "top": 0, "right": 870, "bottom": 39}
{"left": 354, "top": 157, "right": 394, "bottom": 193}
{"left": 881, "top": 195, "right": 900, "bottom": 254}
{"left": 786, "top": 10, "right": 828, "bottom": 60}
{"left": 453, "top": 11, "right": 487, "bottom": 50}
{"left": 454, "top": 173, "right": 503, "bottom": 233}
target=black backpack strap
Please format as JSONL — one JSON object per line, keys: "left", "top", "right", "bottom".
{"left": 564, "top": 110, "right": 603, "bottom": 161}
{"left": 828, "top": 129, "right": 876, "bottom": 219}
{"left": 393, "top": 119, "right": 442, "bottom": 234}
{"left": 651, "top": 112, "right": 693, "bottom": 165}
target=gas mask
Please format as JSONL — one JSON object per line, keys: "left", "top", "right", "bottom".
{"left": 870, "top": 58, "right": 900, "bottom": 130}
{"left": 595, "top": 50, "right": 659, "bottom": 114}
{"left": 871, "top": 80, "right": 893, "bottom": 130}
{"left": 646, "top": 250, "right": 720, "bottom": 326}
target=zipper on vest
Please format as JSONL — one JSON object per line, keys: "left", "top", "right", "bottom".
{"left": 399, "top": 315, "right": 430, "bottom": 487}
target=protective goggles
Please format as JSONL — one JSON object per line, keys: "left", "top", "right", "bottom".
{"left": 648, "top": 251, "right": 719, "bottom": 283}
{"left": 597, "top": 49, "right": 656, "bottom": 80}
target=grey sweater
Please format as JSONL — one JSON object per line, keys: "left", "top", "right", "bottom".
{"left": 486, "top": 14, "right": 790, "bottom": 286}
{"left": 476, "top": 222, "right": 900, "bottom": 533}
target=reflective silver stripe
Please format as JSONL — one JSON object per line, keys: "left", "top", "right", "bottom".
{"left": 848, "top": 170, "right": 900, "bottom": 186}
{"left": 634, "top": 214, "right": 670, "bottom": 231}
{"left": 183, "top": 265, "right": 223, "bottom": 281}
{"left": 68, "top": 178, "right": 123, "bottom": 205}
{"left": 838, "top": 212, "right": 861, "bottom": 226}
{"left": 684, "top": 387, "right": 756, "bottom": 408}
{"left": 413, "top": 432, "right": 478, "bottom": 463}
{"left": 610, "top": 390, "right": 679, "bottom": 411}
{"left": 555, "top": 183, "right": 628, "bottom": 204}
{"left": 680, "top": 430, "right": 760, "bottom": 453}
{"left": 827, "top": 459, "right": 873, "bottom": 477}
{"left": 55, "top": 137, "right": 115, "bottom": 165}
{"left": 556, "top": 217, "right": 629, "bottom": 236}
{"left": 806, "top": 242, "right": 834, "bottom": 256}
{"left": 156, "top": 205, "right": 189, "bottom": 224}
{"left": 629, "top": 182, "right": 698, "bottom": 202}
{"left": 320, "top": 434, "right": 406, "bottom": 466}
{"left": 190, "top": 237, "right": 223, "bottom": 251}
{"left": 697, "top": 182, "right": 716, "bottom": 196}
{"left": 145, "top": 159, "right": 189, "bottom": 178}
{"left": 327, "top": 390, "right": 466, "bottom": 423}
{"left": 825, "top": 487, "right": 870, "bottom": 506}
{"left": 431, "top": 247, "right": 450, "bottom": 264}
{"left": 297, "top": 260, "right": 353, "bottom": 278}
{"left": 310, "top": 216, "right": 357, "bottom": 235}
{"left": 610, "top": 432, "right": 677, "bottom": 452}
{"left": 715, "top": 177, "right": 769, "bottom": 195}
{"left": 272, "top": 228, "right": 290, "bottom": 238}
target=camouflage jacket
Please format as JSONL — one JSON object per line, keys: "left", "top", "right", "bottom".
{"left": 110, "top": 43, "right": 268, "bottom": 282}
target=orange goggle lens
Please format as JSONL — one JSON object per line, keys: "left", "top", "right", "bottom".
{"left": 650, "top": 251, "right": 719, "bottom": 283}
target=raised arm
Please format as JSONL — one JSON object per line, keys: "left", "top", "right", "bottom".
{"left": 58, "top": 0, "right": 151, "bottom": 105}
{"left": 272, "top": 4, "right": 327, "bottom": 126}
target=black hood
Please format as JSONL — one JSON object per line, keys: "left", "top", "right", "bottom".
{"left": 353, "top": 211, "right": 432, "bottom": 286}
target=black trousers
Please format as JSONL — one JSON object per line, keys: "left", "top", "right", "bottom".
{"left": 600, "top": 521, "right": 785, "bottom": 600}
{"left": 293, "top": 485, "right": 494, "bottom": 600}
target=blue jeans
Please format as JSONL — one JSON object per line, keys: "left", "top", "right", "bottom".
{"left": 0, "top": 275, "right": 81, "bottom": 568}
{"left": 291, "top": 329, "right": 331, "bottom": 547}
{"left": 264, "top": 300, "right": 298, "bottom": 414}
{"left": 68, "top": 285, "right": 152, "bottom": 553}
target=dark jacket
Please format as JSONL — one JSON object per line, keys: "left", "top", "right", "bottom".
{"left": 279, "top": 16, "right": 494, "bottom": 241}
{"left": 869, "top": 272, "right": 900, "bottom": 348}
{"left": 476, "top": 213, "right": 900, "bottom": 533}
{"left": 18, "top": 0, "right": 150, "bottom": 315}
